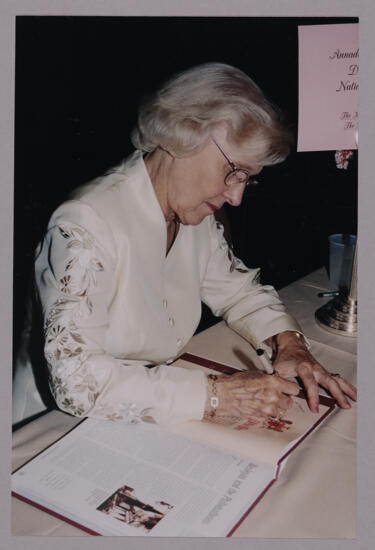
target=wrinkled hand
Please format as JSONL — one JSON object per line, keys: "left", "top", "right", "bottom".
{"left": 272, "top": 331, "right": 357, "bottom": 413}
{"left": 204, "top": 370, "right": 300, "bottom": 426}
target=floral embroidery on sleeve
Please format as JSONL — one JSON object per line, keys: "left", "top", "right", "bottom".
{"left": 95, "top": 402, "right": 156, "bottom": 423}
{"left": 43, "top": 224, "right": 104, "bottom": 416}
{"left": 227, "top": 247, "right": 249, "bottom": 274}
{"left": 215, "top": 221, "right": 249, "bottom": 274}
{"left": 43, "top": 223, "right": 155, "bottom": 423}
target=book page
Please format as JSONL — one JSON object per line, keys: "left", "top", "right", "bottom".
{"left": 12, "top": 418, "right": 275, "bottom": 537}
{"left": 172, "top": 358, "right": 334, "bottom": 465}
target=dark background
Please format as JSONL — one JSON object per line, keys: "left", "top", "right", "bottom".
{"left": 14, "top": 16, "right": 358, "bottom": 356}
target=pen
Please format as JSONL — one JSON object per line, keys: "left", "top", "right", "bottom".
{"left": 255, "top": 348, "right": 275, "bottom": 375}
{"left": 318, "top": 291, "right": 340, "bottom": 298}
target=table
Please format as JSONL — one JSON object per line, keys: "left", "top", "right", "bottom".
{"left": 12, "top": 267, "right": 356, "bottom": 537}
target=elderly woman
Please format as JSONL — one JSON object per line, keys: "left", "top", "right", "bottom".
{"left": 31, "top": 62, "right": 356, "bottom": 426}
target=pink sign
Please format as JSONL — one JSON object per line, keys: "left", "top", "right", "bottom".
{"left": 297, "top": 24, "right": 358, "bottom": 152}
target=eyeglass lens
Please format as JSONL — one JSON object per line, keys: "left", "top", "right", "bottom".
{"left": 225, "top": 169, "right": 251, "bottom": 186}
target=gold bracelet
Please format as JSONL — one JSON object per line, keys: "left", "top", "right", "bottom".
{"left": 207, "top": 374, "right": 219, "bottom": 418}
{"left": 272, "top": 331, "right": 305, "bottom": 361}
{"left": 291, "top": 331, "right": 306, "bottom": 348}
{"left": 275, "top": 331, "right": 304, "bottom": 345}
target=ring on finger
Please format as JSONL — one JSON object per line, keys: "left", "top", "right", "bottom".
{"left": 330, "top": 373, "right": 341, "bottom": 378}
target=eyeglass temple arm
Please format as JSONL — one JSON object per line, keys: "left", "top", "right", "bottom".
{"left": 210, "top": 136, "right": 236, "bottom": 170}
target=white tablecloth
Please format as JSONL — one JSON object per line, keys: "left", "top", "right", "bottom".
{"left": 12, "top": 267, "right": 356, "bottom": 537}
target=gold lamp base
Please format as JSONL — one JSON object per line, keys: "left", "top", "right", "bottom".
{"left": 315, "top": 294, "right": 357, "bottom": 337}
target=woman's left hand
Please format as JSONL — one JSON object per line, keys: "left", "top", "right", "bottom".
{"left": 271, "top": 331, "right": 357, "bottom": 413}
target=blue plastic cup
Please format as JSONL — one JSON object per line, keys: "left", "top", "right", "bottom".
{"left": 328, "top": 234, "right": 356, "bottom": 290}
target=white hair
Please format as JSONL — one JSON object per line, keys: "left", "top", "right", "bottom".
{"left": 131, "top": 62, "right": 293, "bottom": 165}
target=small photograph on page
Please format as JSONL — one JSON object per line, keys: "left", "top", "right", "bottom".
{"left": 96, "top": 484, "right": 173, "bottom": 533}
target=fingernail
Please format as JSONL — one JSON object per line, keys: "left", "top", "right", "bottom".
{"left": 314, "top": 405, "right": 319, "bottom": 413}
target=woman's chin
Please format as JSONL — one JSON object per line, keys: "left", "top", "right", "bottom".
{"left": 180, "top": 205, "right": 216, "bottom": 226}
{"left": 183, "top": 213, "right": 212, "bottom": 226}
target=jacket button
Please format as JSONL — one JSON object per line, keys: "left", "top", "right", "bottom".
{"left": 169, "top": 317, "right": 175, "bottom": 327}
{"left": 163, "top": 299, "right": 168, "bottom": 309}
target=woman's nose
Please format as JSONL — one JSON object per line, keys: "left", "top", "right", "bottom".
{"left": 223, "top": 183, "right": 246, "bottom": 206}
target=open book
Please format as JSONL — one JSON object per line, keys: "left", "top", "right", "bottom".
{"left": 12, "top": 353, "right": 336, "bottom": 537}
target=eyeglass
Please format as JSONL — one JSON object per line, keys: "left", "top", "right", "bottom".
{"left": 211, "top": 137, "right": 259, "bottom": 187}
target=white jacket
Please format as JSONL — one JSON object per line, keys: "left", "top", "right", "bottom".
{"left": 33, "top": 150, "right": 301, "bottom": 425}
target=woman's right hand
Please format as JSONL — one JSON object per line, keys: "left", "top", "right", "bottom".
{"left": 203, "top": 371, "right": 300, "bottom": 426}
